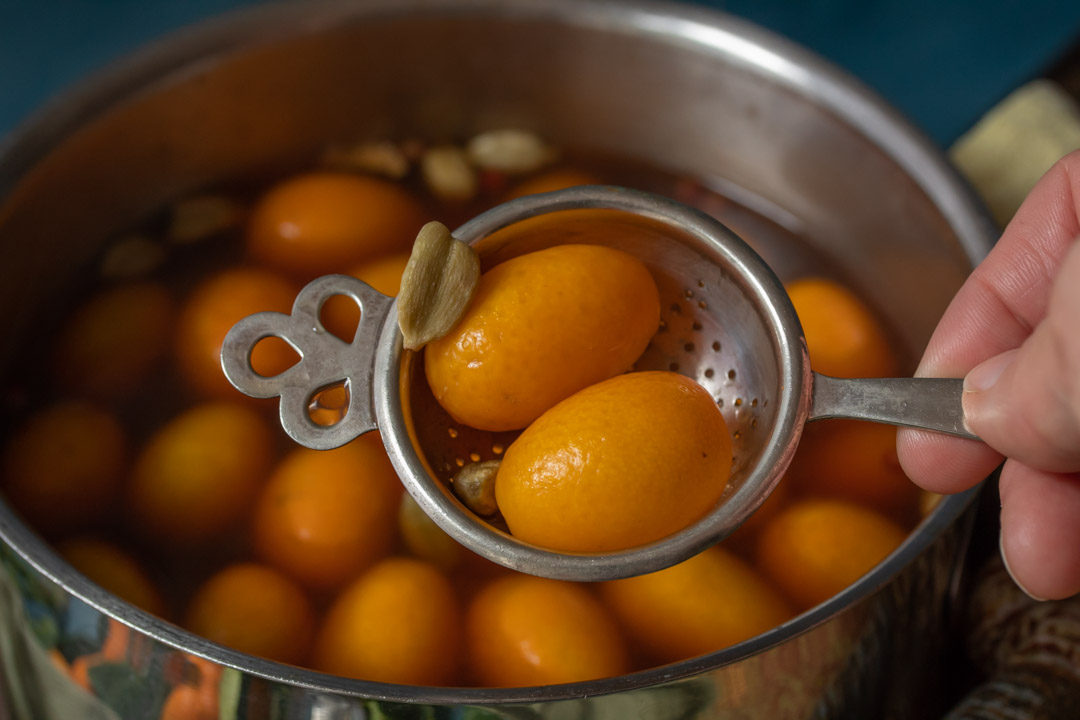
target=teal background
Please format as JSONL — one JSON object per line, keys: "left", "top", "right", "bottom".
{"left": 1, "top": 0, "right": 1079, "bottom": 146}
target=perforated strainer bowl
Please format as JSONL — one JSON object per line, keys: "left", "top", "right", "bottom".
{"left": 221, "top": 185, "right": 975, "bottom": 581}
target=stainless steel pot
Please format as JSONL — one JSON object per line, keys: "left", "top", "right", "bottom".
{"left": 0, "top": 1, "right": 995, "bottom": 717}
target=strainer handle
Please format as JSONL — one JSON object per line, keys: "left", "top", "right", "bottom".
{"left": 220, "top": 274, "right": 394, "bottom": 450}
{"left": 809, "top": 373, "right": 978, "bottom": 439}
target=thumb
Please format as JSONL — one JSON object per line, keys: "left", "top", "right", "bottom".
{"left": 962, "top": 318, "right": 1080, "bottom": 475}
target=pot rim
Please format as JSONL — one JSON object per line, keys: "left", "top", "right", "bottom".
{"left": 0, "top": 0, "right": 993, "bottom": 705}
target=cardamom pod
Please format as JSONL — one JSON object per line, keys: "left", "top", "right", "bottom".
{"left": 452, "top": 459, "right": 501, "bottom": 517}
{"left": 466, "top": 129, "right": 556, "bottom": 174}
{"left": 397, "top": 221, "right": 480, "bottom": 350}
{"left": 420, "top": 145, "right": 478, "bottom": 202}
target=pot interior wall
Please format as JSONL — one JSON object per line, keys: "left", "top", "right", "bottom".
{"left": 0, "top": 6, "right": 976, "bottom": 366}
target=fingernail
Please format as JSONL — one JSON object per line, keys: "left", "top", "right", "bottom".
{"left": 964, "top": 350, "right": 1018, "bottom": 393}
{"left": 999, "top": 530, "right": 1048, "bottom": 602}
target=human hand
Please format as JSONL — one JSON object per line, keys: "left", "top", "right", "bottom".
{"left": 896, "top": 149, "right": 1080, "bottom": 601}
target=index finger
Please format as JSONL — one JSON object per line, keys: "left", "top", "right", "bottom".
{"left": 896, "top": 150, "right": 1080, "bottom": 493}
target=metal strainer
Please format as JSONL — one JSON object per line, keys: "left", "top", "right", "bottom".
{"left": 220, "top": 186, "right": 975, "bottom": 582}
